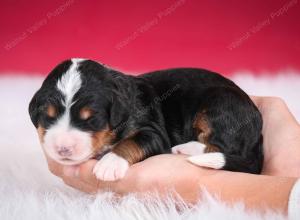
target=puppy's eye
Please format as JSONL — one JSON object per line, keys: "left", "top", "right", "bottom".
{"left": 46, "top": 105, "right": 57, "bottom": 118}
{"left": 79, "top": 107, "right": 94, "bottom": 120}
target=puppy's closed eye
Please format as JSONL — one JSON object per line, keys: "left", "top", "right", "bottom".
{"left": 80, "top": 107, "right": 94, "bottom": 120}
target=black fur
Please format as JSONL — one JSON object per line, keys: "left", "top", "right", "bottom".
{"left": 29, "top": 59, "right": 264, "bottom": 174}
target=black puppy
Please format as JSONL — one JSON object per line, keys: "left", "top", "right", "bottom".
{"left": 29, "top": 58, "right": 263, "bottom": 181}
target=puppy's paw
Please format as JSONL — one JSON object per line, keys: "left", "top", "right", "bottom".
{"left": 93, "top": 152, "right": 129, "bottom": 181}
{"left": 187, "top": 152, "right": 225, "bottom": 169}
{"left": 171, "top": 141, "right": 206, "bottom": 155}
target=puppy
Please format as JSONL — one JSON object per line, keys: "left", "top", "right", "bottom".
{"left": 29, "top": 58, "right": 263, "bottom": 181}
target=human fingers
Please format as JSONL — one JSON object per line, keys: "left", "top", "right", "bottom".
{"left": 45, "top": 154, "right": 64, "bottom": 177}
{"left": 62, "top": 176, "right": 98, "bottom": 194}
{"left": 62, "top": 159, "right": 121, "bottom": 191}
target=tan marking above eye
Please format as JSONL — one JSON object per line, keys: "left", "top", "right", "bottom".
{"left": 47, "top": 105, "right": 57, "bottom": 118}
{"left": 80, "top": 107, "right": 94, "bottom": 120}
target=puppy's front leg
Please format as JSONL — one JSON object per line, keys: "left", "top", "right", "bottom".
{"left": 93, "top": 139, "right": 144, "bottom": 181}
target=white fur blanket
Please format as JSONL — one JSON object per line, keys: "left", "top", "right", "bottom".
{"left": 1, "top": 72, "right": 299, "bottom": 220}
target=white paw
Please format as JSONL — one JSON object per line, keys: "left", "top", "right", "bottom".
{"left": 187, "top": 152, "right": 225, "bottom": 169}
{"left": 93, "top": 152, "right": 129, "bottom": 181}
{"left": 171, "top": 141, "right": 206, "bottom": 155}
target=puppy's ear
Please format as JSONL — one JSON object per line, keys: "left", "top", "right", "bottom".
{"left": 28, "top": 90, "right": 42, "bottom": 128}
{"left": 108, "top": 76, "right": 132, "bottom": 129}
{"left": 110, "top": 95, "right": 129, "bottom": 129}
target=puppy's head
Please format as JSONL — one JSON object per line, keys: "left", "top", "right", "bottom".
{"left": 29, "top": 58, "right": 128, "bottom": 165}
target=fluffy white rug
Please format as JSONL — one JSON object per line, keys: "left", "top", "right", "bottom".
{"left": 1, "top": 72, "right": 299, "bottom": 220}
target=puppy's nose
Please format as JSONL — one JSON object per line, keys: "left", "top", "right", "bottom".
{"left": 57, "top": 146, "right": 73, "bottom": 157}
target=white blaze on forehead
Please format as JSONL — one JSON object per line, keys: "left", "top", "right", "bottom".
{"left": 56, "top": 58, "right": 85, "bottom": 106}
{"left": 55, "top": 58, "right": 85, "bottom": 129}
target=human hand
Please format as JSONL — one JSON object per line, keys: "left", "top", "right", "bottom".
{"left": 46, "top": 147, "right": 297, "bottom": 213}
{"left": 47, "top": 153, "right": 214, "bottom": 202}
{"left": 46, "top": 96, "right": 300, "bottom": 196}
{"left": 250, "top": 96, "right": 300, "bottom": 177}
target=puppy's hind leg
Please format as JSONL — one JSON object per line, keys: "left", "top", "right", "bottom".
{"left": 171, "top": 141, "right": 225, "bottom": 170}
{"left": 187, "top": 152, "right": 226, "bottom": 169}
{"left": 172, "top": 142, "right": 226, "bottom": 169}
{"left": 184, "top": 107, "right": 225, "bottom": 169}
{"left": 172, "top": 141, "right": 206, "bottom": 155}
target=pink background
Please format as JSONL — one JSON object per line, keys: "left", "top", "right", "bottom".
{"left": 0, "top": 0, "right": 299, "bottom": 76}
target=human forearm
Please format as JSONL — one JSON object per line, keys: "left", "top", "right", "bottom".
{"left": 177, "top": 168, "right": 297, "bottom": 214}
{"left": 120, "top": 155, "right": 297, "bottom": 214}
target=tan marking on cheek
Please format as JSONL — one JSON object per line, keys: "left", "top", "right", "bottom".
{"left": 92, "top": 128, "right": 116, "bottom": 154}
{"left": 193, "top": 112, "right": 211, "bottom": 143}
{"left": 112, "top": 139, "right": 145, "bottom": 165}
{"left": 47, "top": 105, "right": 57, "bottom": 118}
{"left": 37, "top": 126, "right": 46, "bottom": 143}
{"left": 80, "top": 107, "right": 93, "bottom": 120}
{"left": 204, "top": 144, "right": 220, "bottom": 153}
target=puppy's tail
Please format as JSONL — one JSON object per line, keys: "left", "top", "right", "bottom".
{"left": 187, "top": 137, "right": 264, "bottom": 174}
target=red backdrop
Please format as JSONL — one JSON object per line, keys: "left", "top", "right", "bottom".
{"left": 0, "top": 0, "right": 299, "bottom": 76}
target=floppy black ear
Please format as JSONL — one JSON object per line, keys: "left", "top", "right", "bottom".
{"left": 28, "top": 90, "right": 42, "bottom": 128}
{"left": 108, "top": 75, "right": 132, "bottom": 129}
{"left": 110, "top": 95, "right": 129, "bottom": 129}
